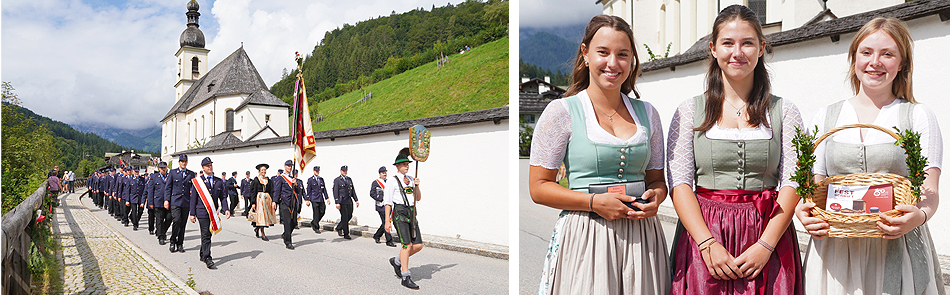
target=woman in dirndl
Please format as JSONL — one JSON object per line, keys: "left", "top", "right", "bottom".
{"left": 250, "top": 163, "right": 278, "bottom": 241}
{"left": 795, "top": 17, "right": 945, "bottom": 295}
{"left": 530, "top": 14, "right": 670, "bottom": 294}
{"left": 666, "top": 5, "right": 803, "bottom": 294}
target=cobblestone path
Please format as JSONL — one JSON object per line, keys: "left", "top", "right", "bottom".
{"left": 52, "top": 190, "right": 196, "bottom": 295}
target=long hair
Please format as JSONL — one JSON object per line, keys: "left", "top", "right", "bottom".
{"left": 696, "top": 4, "right": 772, "bottom": 132}
{"left": 848, "top": 17, "right": 916, "bottom": 103}
{"left": 564, "top": 15, "right": 641, "bottom": 98}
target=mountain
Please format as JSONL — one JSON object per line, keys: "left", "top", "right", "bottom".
{"left": 71, "top": 124, "right": 161, "bottom": 154}
{"left": 313, "top": 37, "right": 508, "bottom": 131}
{"left": 4, "top": 102, "right": 131, "bottom": 170}
{"left": 269, "top": 0, "right": 508, "bottom": 105}
{"left": 519, "top": 29, "right": 580, "bottom": 75}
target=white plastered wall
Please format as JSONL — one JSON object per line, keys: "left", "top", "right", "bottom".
{"left": 185, "top": 119, "right": 510, "bottom": 246}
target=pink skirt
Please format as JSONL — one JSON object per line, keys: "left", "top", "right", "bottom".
{"left": 670, "top": 187, "right": 802, "bottom": 295}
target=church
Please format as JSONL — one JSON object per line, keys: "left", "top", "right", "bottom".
{"left": 160, "top": 0, "right": 290, "bottom": 160}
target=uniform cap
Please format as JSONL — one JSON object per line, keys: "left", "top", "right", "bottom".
{"left": 378, "top": 166, "right": 387, "bottom": 173}
{"left": 284, "top": 160, "right": 294, "bottom": 166}
{"left": 340, "top": 165, "right": 348, "bottom": 171}
{"left": 157, "top": 161, "right": 168, "bottom": 168}
{"left": 178, "top": 154, "right": 188, "bottom": 162}
{"left": 313, "top": 166, "right": 320, "bottom": 171}
{"left": 201, "top": 157, "right": 212, "bottom": 166}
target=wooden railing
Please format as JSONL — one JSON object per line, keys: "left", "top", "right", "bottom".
{"left": 1, "top": 180, "right": 48, "bottom": 295}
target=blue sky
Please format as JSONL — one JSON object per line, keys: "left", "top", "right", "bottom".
{"left": 1, "top": 0, "right": 468, "bottom": 130}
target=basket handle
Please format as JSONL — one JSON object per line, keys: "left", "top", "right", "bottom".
{"left": 812, "top": 123, "right": 900, "bottom": 151}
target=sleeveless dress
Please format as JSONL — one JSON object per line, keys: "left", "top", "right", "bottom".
{"left": 802, "top": 99, "right": 945, "bottom": 295}
{"left": 537, "top": 94, "right": 670, "bottom": 295}
{"left": 669, "top": 95, "right": 803, "bottom": 295}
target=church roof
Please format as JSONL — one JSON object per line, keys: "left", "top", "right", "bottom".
{"left": 235, "top": 88, "right": 291, "bottom": 112}
{"left": 162, "top": 46, "right": 289, "bottom": 121}
{"left": 202, "top": 131, "right": 243, "bottom": 148}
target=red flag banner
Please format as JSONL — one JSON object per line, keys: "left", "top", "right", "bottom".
{"left": 191, "top": 177, "right": 222, "bottom": 234}
{"left": 292, "top": 55, "right": 317, "bottom": 171}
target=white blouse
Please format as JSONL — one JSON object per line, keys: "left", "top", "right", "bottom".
{"left": 666, "top": 97, "right": 803, "bottom": 190}
{"left": 529, "top": 90, "right": 665, "bottom": 171}
{"left": 809, "top": 99, "right": 943, "bottom": 175}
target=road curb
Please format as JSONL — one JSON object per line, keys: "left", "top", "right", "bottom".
{"left": 300, "top": 219, "right": 509, "bottom": 260}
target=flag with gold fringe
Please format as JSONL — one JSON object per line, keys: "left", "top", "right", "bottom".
{"left": 292, "top": 51, "right": 317, "bottom": 171}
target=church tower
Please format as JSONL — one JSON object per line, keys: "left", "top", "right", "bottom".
{"left": 175, "top": 0, "right": 209, "bottom": 101}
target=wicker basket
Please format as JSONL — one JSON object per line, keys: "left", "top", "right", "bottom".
{"left": 804, "top": 123, "right": 917, "bottom": 238}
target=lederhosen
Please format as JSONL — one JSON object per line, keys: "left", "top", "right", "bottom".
{"left": 392, "top": 175, "right": 422, "bottom": 246}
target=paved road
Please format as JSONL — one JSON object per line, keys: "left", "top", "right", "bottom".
{"left": 518, "top": 159, "right": 677, "bottom": 295}
{"left": 53, "top": 191, "right": 195, "bottom": 294}
{"left": 73, "top": 189, "right": 507, "bottom": 294}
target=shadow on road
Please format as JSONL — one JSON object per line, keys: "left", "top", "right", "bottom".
{"left": 294, "top": 238, "right": 326, "bottom": 247}
{"left": 214, "top": 250, "right": 263, "bottom": 265}
{"left": 185, "top": 240, "right": 237, "bottom": 251}
{"left": 411, "top": 263, "right": 458, "bottom": 280}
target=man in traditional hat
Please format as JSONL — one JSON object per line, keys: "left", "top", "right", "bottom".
{"left": 370, "top": 166, "right": 395, "bottom": 247}
{"left": 385, "top": 148, "right": 424, "bottom": 289}
{"left": 241, "top": 171, "right": 253, "bottom": 217}
{"left": 305, "top": 166, "right": 330, "bottom": 233}
{"left": 126, "top": 168, "right": 148, "bottom": 230}
{"left": 189, "top": 157, "right": 230, "bottom": 269}
{"left": 227, "top": 171, "right": 240, "bottom": 215}
{"left": 272, "top": 160, "right": 300, "bottom": 249}
{"left": 165, "top": 154, "right": 196, "bottom": 253}
{"left": 333, "top": 165, "right": 359, "bottom": 240}
{"left": 146, "top": 162, "right": 171, "bottom": 238}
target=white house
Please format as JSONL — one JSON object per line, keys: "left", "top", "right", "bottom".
{"left": 627, "top": 1, "right": 950, "bottom": 255}
{"left": 161, "top": 0, "right": 290, "bottom": 160}
{"left": 597, "top": 0, "right": 904, "bottom": 62}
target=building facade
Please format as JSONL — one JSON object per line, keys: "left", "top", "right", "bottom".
{"left": 597, "top": 0, "right": 903, "bottom": 62}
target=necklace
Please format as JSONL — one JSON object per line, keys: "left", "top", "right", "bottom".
{"left": 724, "top": 99, "right": 747, "bottom": 117}
{"left": 593, "top": 99, "right": 623, "bottom": 122}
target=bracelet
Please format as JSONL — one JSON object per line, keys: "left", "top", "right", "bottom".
{"left": 589, "top": 193, "right": 596, "bottom": 212}
{"left": 696, "top": 236, "right": 714, "bottom": 249}
{"left": 698, "top": 239, "right": 717, "bottom": 251}
{"left": 922, "top": 208, "right": 929, "bottom": 224}
{"left": 757, "top": 239, "right": 775, "bottom": 252}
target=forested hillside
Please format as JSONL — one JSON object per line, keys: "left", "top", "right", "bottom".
{"left": 269, "top": 0, "right": 508, "bottom": 106}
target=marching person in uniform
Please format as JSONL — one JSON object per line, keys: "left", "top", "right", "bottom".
{"left": 385, "top": 148, "right": 424, "bottom": 289}
{"left": 228, "top": 171, "right": 240, "bottom": 215}
{"left": 189, "top": 157, "right": 230, "bottom": 269}
{"left": 305, "top": 166, "right": 330, "bottom": 234}
{"left": 241, "top": 171, "right": 253, "bottom": 217}
{"left": 293, "top": 170, "right": 305, "bottom": 230}
{"left": 102, "top": 169, "right": 114, "bottom": 212}
{"left": 333, "top": 165, "right": 359, "bottom": 240}
{"left": 147, "top": 162, "right": 171, "bottom": 239}
{"left": 126, "top": 168, "right": 147, "bottom": 231}
{"left": 118, "top": 167, "right": 132, "bottom": 225}
{"left": 370, "top": 166, "right": 395, "bottom": 246}
{"left": 165, "top": 154, "right": 196, "bottom": 253}
{"left": 273, "top": 160, "right": 300, "bottom": 249}
{"left": 89, "top": 171, "right": 100, "bottom": 208}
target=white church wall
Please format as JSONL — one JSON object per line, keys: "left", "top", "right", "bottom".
{"left": 185, "top": 119, "right": 510, "bottom": 246}
{"left": 213, "top": 94, "right": 246, "bottom": 134}
{"left": 635, "top": 14, "right": 950, "bottom": 255}
{"left": 243, "top": 105, "right": 290, "bottom": 140}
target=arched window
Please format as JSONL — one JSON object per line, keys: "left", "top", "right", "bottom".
{"left": 191, "top": 56, "right": 200, "bottom": 74}
{"left": 201, "top": 115, "right": 205, "bottom": 138}
{"left": 226, "top": 109, "right": 235, "bottom": 132}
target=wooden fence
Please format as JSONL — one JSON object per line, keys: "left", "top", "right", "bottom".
{"left": 1, "top": 181, "right": 48, "bottom": 295}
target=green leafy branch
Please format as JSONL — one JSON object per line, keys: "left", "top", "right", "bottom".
{"left": 792, "top": 126, "right": 818, "bottom": 199}
{"left": 894, "top": 127, "right": 928, "bottom": 202}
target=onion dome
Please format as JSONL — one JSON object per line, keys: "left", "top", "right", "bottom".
{"left": 179, "top": 0, "right": 205, "bottom": 48}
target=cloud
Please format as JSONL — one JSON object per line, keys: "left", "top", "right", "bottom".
{"left": 519, "top": 0, "right": 603, "bottom": 28}
{"left": 1, "top": 0, "right": 468, "bottom": 130}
